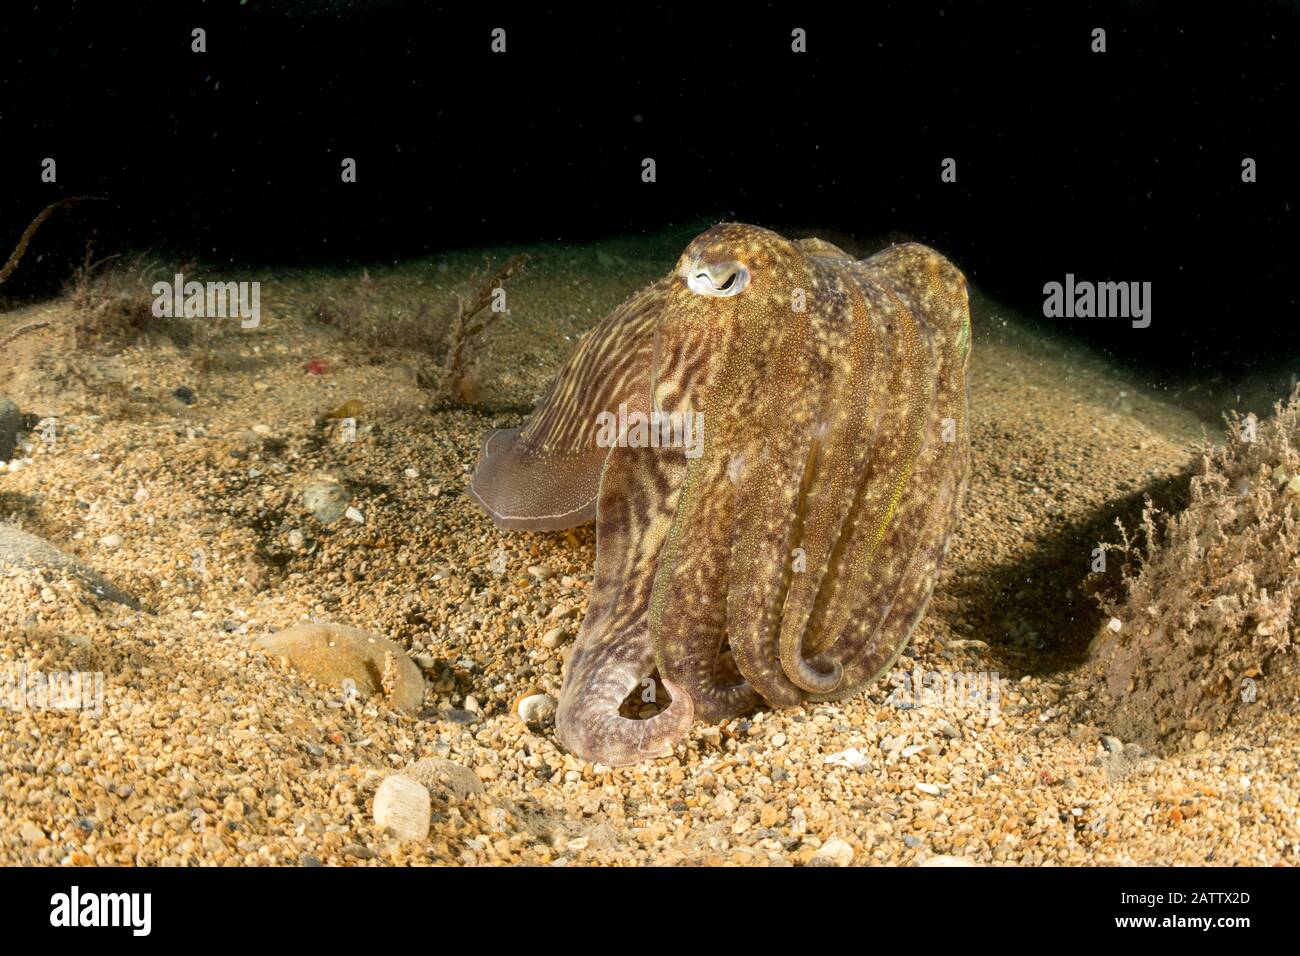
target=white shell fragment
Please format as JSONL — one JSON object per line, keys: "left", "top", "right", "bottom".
{"left": 373, "top": 774, "right": 431, "bottom": 842}
{"left": 823, "top": 747, "right": 870, "bottom": 769}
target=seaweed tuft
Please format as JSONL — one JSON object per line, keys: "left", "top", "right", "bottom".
{"left": 1091, "top": 386, "right": 1300, "bottom": 745}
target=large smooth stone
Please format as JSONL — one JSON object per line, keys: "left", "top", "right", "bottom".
{"left": 400, "top": 758, "right": 484, "bottom": 800}
{"left": 0, "top": 525, "right": 140, "bottom": 609}
{"left": 253, "top": 622, "right": 425, "bottom": 712}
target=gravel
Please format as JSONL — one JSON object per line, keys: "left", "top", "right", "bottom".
{"left": 1, "top": 248, "right": 1297, "bottom": 866}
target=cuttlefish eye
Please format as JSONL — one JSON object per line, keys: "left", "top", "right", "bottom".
{"left": 685, "top": 258, "right": 750, "bottom": 298}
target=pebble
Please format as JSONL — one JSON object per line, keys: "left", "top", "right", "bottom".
{"left": 516, "top": 693, "right": 557, "bottom": 726}
{"left": 372, "top": 774, "right": 432, "bottom": 842}
{"left": 99, "top": 533, "right": 123, "bottom": 550}
{"left": 0, "top": 525, "right": 138, "bottom": 608}
{"left": 810, "top": 837, "right": 854, "bottom": 867}
{"left": 303, "top": 478, "right": 349, "bottom": 525}
{"left": 541, "top": 627, "right": 567, "bottom": 649}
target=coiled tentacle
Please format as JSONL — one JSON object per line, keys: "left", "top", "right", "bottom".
{"left": 555, "top": 445, "right": 696, "bottom": 766}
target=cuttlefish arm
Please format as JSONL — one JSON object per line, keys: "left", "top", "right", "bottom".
{"left": 648, "top": 226, "right": 846, "bottom": 718}
{"left": 805, "top": 244, "right": 972, "bottom": 698}
{"left": 742, "top": 269, "right": 936, "bottom": 704}
{"left": 653, "top": 253, "right": 935, "bottom": 709}
{"left": 467, "top": 277, "right": 669, "bottom": 531}
{"left": 554, "top": 443, "right": 694, "bottom": 766}
{"left": 749, "top": 244, "right": 970, "bottom": 703}
{"left": 649, "top": 229, "right": 969, "bottom": 714}
{"left": 643, "top": 226, "right": 802, "bottom": 722}
{"left": 647, "top": 227, "right": 858, "bottom": 713}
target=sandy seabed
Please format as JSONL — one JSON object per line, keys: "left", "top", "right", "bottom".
{"left": 1, "top": 233, "right": 1297, "bottom": 866}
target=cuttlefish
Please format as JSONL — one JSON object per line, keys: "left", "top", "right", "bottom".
{"left": 469, "top": 223, "right": 971, "bottom": 766}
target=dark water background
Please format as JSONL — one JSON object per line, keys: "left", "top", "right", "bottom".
{"left": 1, "top": 0, "right": 1297, "bottom": 377}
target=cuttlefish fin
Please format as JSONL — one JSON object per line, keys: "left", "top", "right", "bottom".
{"left": 467, "top": 277, "right": 669, "bottom": 530}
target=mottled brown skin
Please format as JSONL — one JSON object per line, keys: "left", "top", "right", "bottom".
{"left": 469, "top": 224, "right": 971, "bottom": 766}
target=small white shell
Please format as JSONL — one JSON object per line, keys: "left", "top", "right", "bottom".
{"left": 516, "top": 693, "right": 558, "bottom": 726}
